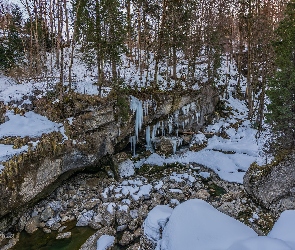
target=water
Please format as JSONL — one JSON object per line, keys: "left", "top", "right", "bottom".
{"left": 12, "top": 221, "right": 95, "bottom": 250}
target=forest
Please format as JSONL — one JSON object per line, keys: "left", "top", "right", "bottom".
{"left": 1, "top": 1, "right": 295, "bottom": 249}
{"left": 1, "top": 0, "right": 294, "bottom": 150}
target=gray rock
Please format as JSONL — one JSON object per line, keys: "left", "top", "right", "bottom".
{"left": 244, "top": 152, "right": 295, "bottom": 209}
{"left": 56, "top": 232, "right": 71, "bottom": 239}
{"left": 40, "top": 206, "right": 54, "bottom": 222}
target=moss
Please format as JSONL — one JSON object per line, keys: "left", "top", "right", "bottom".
{"left": 248, "top": 149, "right": 292, "bottom": 184}
{"left": 135, "top": 162, "right": 186, "bottom": 179}
{"left": 207, "top": 183, "right": 226, "bottom": 197}
{"left": 116, "top": 95, "right": 130, "bottom": 122}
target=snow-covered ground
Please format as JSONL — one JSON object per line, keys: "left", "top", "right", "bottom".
{"left": 133, "top": 96, "right": 271, "bottom": 184}
{"left": 144, "top": 199, "right": 295, "bottom": 250}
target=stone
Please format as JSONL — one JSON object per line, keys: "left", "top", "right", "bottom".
{"left": 119, "top": 231, "right": 134, "bottom": 246}
{"left": 244, "top": 152, "right": 295, "bottom": 209}
{"left": 43, "top": 228, "right": 51, "bottom": 234}
{"left": 195, "top": 189, "right": 210, "bottom": 200}
{"left": 25, "top": 217, "right": 40, "bottom": 234}
{"left": 40, "top": 206, "right": 54, "bottom": 222}
{"left": 56, "top": 232, "right": 71, "bottom": 239}
{"left": 80, "top": 227, "right": 116, "bottom": 250}
{"left": 126, "top": 243, "right": 140, "bottom": 250}
{"left": 51, "top": 222, "right": 61, "bottom": 231}
{"left": 154, "top": 137, "right": 174, "bottom": 156}
{"left": 58, "top": 226, "right": 67, "bottom": 232}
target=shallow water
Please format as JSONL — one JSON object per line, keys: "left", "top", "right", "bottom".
{"left": 12, "top": 221, "right": 95, "bottom": 250}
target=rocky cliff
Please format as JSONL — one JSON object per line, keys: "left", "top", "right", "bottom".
{"left": 0, "top": 86, "right": 218, "bottom": 231}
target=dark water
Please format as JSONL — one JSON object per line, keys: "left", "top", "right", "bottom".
{"left": 12, "top": 221, "right": 95, "bottom": 250}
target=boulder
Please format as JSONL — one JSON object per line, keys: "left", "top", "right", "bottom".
{"left": 244, "top": 152, "right": 295, "bottom": 211}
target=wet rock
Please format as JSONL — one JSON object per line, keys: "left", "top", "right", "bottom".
{"left": 58, "top": 226, "right": 67, "bottom": 232}
{"left": 25, "top": 217, "right": 40, "bottom": 234}
{"left": 56, "top": 232, "right": 71, "bottom": 239}
{"left": 51, "top": 222, "right": 61, "bottom": 231}
{"left": 80, "top": 227, "right": 116, "bottom": 250}
{"left": 43, "top": 228, "right": 51, "bottom": 234}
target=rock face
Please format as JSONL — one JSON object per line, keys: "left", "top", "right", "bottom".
{"left": 244, "top": 152, "right": 295, "bottom": 211}
{"left": 0, "top": 87, "right": 218, "bottom": 230}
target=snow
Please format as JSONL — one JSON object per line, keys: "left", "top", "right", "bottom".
{"left": 157, "top": 199, "right": 257, "bottom": 250}
{"left": 0, "top": 109, "right": 66, "bottom": 171}
{"left": 268, "top": 210, "right": 295, "bottom": 249}
{"left": 96, "top": 235, "right": 115, "bottom": 250}
{"left": 144, "top": 199, "right": 295, "bottom": 250}
{"left": 199, "top": 172, "right": 210, "bottom": 179}
{"left": 0, "top": 111, "right": 62, "bottom": 138}
{"left": 134, "top": 95, "right": 270, "bottom": 184}
{"left": 118, "top": 159, "right": 135, "bottom": 178}
{"left": 143, "top": 205, "right": 173, "bottom": 243}
{"left": 227, "top": 236, "right": 291, "bottom": 250}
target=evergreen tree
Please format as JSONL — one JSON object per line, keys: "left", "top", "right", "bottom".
{"left": 0, "top": 4, "right": 24, "bottom": 71}
{"left": 267, "top": 0, "right": 295, "bottom": 149}
{"left": 74, "top": 0, "right": 126, "bottom": 92}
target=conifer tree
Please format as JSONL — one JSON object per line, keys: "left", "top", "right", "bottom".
{"left": 0, "top": 4, "right": 24, "bottom": 71}
{"left": 267, "top": 0, "right": 295, "bottom": 149}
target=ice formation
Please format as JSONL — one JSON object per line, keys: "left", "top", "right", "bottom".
{"left": 130, "top": 96, "right": 143, "bottom": 140}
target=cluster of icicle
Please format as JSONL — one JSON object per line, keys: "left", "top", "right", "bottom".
{"left": 129, "top": 96, "right": 201, "bottom": 156}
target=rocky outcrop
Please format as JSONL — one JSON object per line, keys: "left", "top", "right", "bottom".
{"left": 244, "top": 151, "right": 295, "bottom": 212}
{"left": 0, "top": 87, "right": 218, "bottom": 231}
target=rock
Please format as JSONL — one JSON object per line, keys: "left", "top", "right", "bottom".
{"left": 126, "top": 243, "right": 140, "bottom": 250}
{"left": 58, "top": 226, "right": 67, "bottom": 232}
{"left": 51, "top": 222, "right": 61, "bottom": 231}
{"left": 17, "top": 215, "right": 28, "bottom": 232}
{"left": 0, "top": 232, "right": 5, "bottom": 242}
{"left": 195, "top": 189, "right": 210, "bottom": 200}
{"left": 80, "top": 227, "right": 115, "bottom": 250}
{"left": 40, "top": 206, "right": 54, "bottom": 222}
{"left": 89, "top": 214, "right": 103, "bottom": 230}
{"left": 116, "top": 207, "right": 131, "bottom": 226}
{"left": 43, "top": 228, "right": 51, "bottom": 234}
{"left": 56, "top": 232, "right": 71, "bottom": 239}
{"left": 25, "top": 217, "right": 40, "bottom": 234}
{"left": 154, "top": 137, "right": 174, "bottom": 156}
{"left": 244, "top": 153, "right": 295, "bottom": 209}
{"left": 119, "top": 231, "right": 134, "bottom": 246}
{"left": 0, "top": 233, "right": 20, "bottom": 250}
{"left": 76, "top": 211, "right": 94, "bottom": 227}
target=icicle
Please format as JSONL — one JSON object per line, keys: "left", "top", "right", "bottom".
{"left": 172, "top": 140, "right": 177, "bottom": 155}
{"left": 174, "top": 110, "right": 179, "bottom": 128}
{"left": 161, "top": 121, "right": 165, "bottom": 136}
{"left": 145, "top": 126, "right": 152, "bottom": 150}
{"left": 130, "top": 96, "right": 143, "bottom": 141}
{"left": 168, "top": 116, "right": 173, "bottom": 134}
{"left": 129, "top": 135, "right": 137, "bottom": 156}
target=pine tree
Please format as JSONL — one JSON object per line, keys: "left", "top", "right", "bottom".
{"left": 74, "top": 0, "right": 126, "bottom": 93}
{"left": 267, "top": 0, "right": 295, "bottom": 149}
{"left": 0, "top": 4, "right": 24, "bottom": 71}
